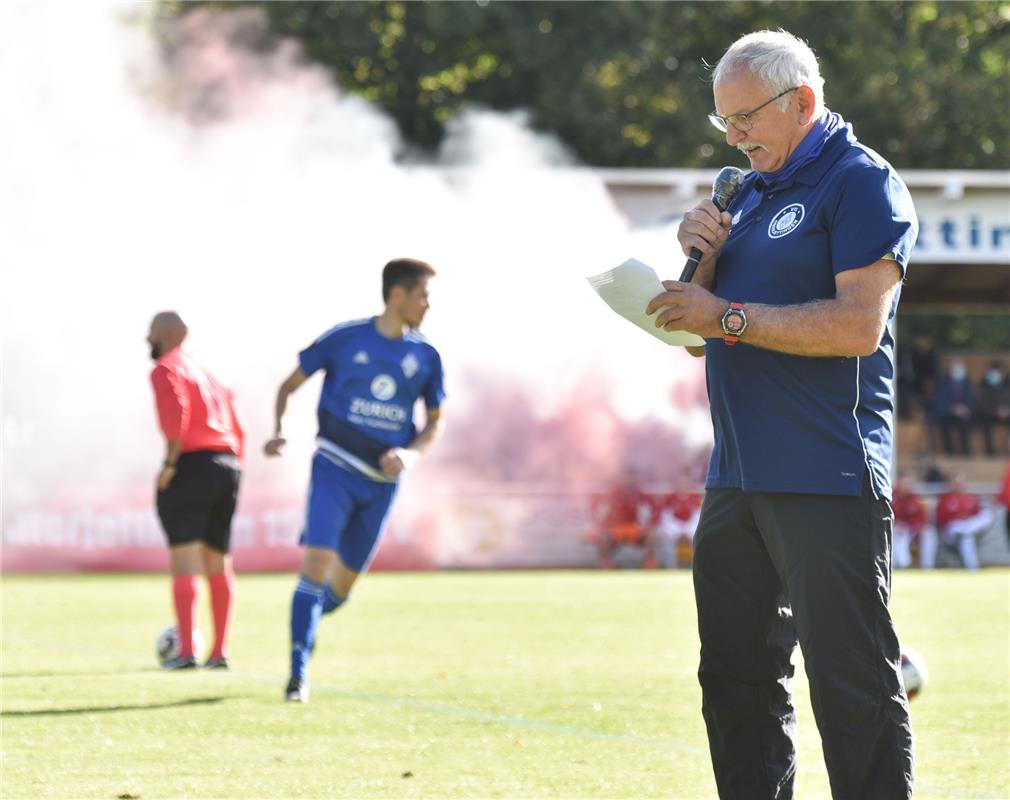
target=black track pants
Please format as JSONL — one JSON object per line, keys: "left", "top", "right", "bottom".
{"left": 692, "top": 476, "right": 913, "bottom": 800}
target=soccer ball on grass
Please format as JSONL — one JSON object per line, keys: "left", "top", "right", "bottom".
{"left": 156, "top": 625, "right": 204, "bottom": 666}
{"left": 900, "top": 646, "right": 928, "bottom": 700}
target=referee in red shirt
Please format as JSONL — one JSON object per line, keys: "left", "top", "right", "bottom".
{"left": 148, "top": 312, "right": 243, "bottom": 670}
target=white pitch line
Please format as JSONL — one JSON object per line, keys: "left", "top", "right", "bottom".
{"left": 243, "top": 671, "right": 709, "bottom": 755}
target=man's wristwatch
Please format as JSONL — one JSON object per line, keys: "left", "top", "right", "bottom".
{"left": 721, "top": 302, "right": 747, "bottom": 345}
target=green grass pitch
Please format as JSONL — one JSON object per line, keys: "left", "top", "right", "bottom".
{"left": 2, "top": 570, "right": 1007, "bottom": 799}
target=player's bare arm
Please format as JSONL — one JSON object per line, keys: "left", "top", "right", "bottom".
{"left": 646, "top": 257, "right": 901, "bottom": 358}
{"left": 264, "top": 367, "right": 308, "bottom": 456}
{"left": 158, "top": 439, "right": 182, "bottom": 491}
{"left": 379, "top": 407, "right": 446, "bottom": 478}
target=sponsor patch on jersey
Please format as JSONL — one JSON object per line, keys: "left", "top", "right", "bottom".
{"left": 352, "top": 350, "right": 369, "bottom": 365}
{"left": 768, "top": 203, "right": 805, "bottom": 239}
{"left": 370, "top": 374, "right": 397, "bottom": 401}
{"left": 349, "top": 397, "right": 407, "bottom": 424}
{"left": 401, "top": 353, "right": 419, "bottom": 379}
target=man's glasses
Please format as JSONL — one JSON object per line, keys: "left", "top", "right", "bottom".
{"left": 708, "top": 87, "right": 799, "bottom": 133}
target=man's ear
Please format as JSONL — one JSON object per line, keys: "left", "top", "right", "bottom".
{"left": 795, "top": 85, "right": 817, "bottom": 125}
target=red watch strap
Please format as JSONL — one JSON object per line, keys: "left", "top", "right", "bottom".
{"left": 723, "top": 302, "right": 745, "bottom": 346}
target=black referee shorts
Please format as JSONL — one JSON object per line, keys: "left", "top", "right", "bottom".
{"left": 156, "top": 451, "right": 241, "bottom": 554}
{"left": 692, "top": 473, "right": 913, "bottom": 800}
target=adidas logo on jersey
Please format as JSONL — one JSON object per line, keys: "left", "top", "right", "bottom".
{"left": 353, "top": 351, "right": 370, "bottom": 364}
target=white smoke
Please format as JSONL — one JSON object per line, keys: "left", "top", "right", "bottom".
{"left": 0, "top": 2, "right": 709, "bottom": 520}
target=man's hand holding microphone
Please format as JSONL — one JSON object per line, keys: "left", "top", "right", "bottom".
{"left": 647, "top": 167, "right": 744, "bottom": 340}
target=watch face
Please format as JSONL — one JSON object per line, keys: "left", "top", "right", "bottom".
{"left": 724, "top": 310, "right": 745, "bottom": 334}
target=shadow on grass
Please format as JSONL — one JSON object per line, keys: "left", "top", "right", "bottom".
{"left": 2, "top": 695, "right": 229, "bottom": 718}
{"left": 1, "top": 667, "right": 163, "bottom": 679}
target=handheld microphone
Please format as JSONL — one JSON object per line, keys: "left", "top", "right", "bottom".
{"left": 678, "top": 166, "right": 745, "bottom": 283}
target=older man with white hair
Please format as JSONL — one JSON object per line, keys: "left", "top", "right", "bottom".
{"left": 647, "top": 30, "right": 917, "bottom": 799}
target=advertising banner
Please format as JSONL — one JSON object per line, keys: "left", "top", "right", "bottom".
{"left": 1, "top": 485, "right": 602, "bottom": 573}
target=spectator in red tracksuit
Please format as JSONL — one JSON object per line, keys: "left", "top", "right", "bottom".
{"left": 891, "top": 474, "right": 934, "bottom": 569}
{"left": 148, "top": 312, "right": 244, "bottom": 670}
{"left": 935, "top": 474, "right": 993, "bottom": 570}
{"left": 590, "top": 467, "right": 656, "bottom": 569}
{"left": 655, "top": 471, "right": 703, "bottom": 567}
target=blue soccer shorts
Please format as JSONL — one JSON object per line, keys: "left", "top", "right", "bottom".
{"left": 300, "top": 451, "right": 399, "bottom": 573}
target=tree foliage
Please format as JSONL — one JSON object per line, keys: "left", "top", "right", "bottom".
{"left": 155, "top": 1, "right": 1010, "bottom": 169}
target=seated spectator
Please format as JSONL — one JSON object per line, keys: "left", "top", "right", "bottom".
{"left": 935, "top": 474, "right": 994, "bottom": 570}
{"left": 892, "top": 473, "right": 935, "bottom": 569}
{"left": 977, "top": 361, "right": 1010, "bottom": 456}
{"left": 590, "top": 467, "right": 656, "bottom": 570}
{"left": 897, "top": 334, "right": 938, "bottom": 420}
{"left": 931, "top": 359, "right": 975, "bottom": 455}
{"left": 654, "top": 471, "right": 703, "bottom": 568}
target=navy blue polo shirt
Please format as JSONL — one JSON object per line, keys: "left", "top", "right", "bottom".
{"left": 705, "top": 120, "right": 918, "bottom": 500}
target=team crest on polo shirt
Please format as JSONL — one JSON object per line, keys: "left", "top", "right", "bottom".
{"left": 768, "top": 204, "right": 805, "bottom": 239}
{"left": 370, "top": 374, "right": 397, "bottom": 401}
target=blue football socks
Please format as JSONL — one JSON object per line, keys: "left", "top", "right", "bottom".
{"left": 290, "top": 576, "right": 325, "bottom": 681}
{"left": 322, "top": 585, "right": 347, "bottom": 615}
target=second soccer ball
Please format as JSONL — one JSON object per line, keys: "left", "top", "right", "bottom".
{"left": 900, "top": 646, "right": 928, "bottom": 700}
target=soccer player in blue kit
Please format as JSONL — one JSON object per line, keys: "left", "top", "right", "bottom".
{"left": 265, "top": 258, "right": 446, "bottom": 702}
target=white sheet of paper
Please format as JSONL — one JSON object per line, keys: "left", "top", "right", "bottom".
{"left": 586, "top": 258, "right": 706, "bottom": 347}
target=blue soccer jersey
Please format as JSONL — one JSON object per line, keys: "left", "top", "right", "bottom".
{"left": 704, "top": 116, "right": 917, "bottom": 500}
{"left": 298, "top": 317, "right": 445, "bottom": 481}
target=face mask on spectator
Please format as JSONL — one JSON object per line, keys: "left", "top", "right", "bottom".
{"left": 950, "top": 364, "right": 967, "bottom": 381}
{"left": 985, "top": 369, "right": 1003, "bottom": 386}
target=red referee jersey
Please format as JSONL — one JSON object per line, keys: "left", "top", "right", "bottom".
{"left": 151, "top": 347, "right": 244, "bottom": 459}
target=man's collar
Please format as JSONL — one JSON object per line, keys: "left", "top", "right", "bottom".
{"left": 748, "top": 121, "right": 855, "bottom": 193}
{"left": 792, "top": 123, "right": 855, "bottom": 187}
